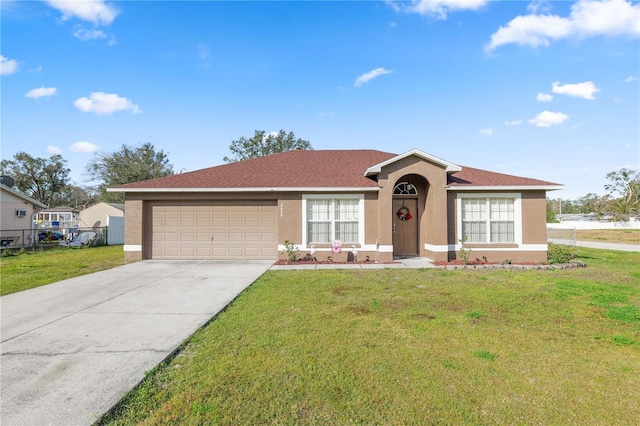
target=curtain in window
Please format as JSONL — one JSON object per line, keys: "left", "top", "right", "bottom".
{"left": 462, "top": 198, "right": 487, "bottom": 242}
{"left": 462, "top": 198, "right": 514, "bottom": 243}
{"left": 489, "top": 198, "right": 514, "bottom": 242}
{"left": 307, "top": 199, "right": 359, "bottom": 243}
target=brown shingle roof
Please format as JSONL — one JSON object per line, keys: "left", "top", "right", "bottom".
{"left": 115, "top": 150, "right": 396, "bottom": 189}
{"left": 112, "top": 149, "right": 561, "bottom": 191}
{"left": 448, "top": 166, "right": 560, "bottom": 188}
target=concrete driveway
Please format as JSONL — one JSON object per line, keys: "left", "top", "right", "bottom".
{"left": 0, "top": 260, "right": 273, "bottom": 426}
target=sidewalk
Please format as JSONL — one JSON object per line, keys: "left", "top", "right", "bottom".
{"left": 270, "top": 257, "right": 436, "bottom": 270}
{"left": 549, "top": 239, "right": 640, "bottom": 252}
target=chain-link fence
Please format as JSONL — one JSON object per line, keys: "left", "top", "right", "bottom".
{"left": 0, "top": 226, "right": 109, "bottom": 250}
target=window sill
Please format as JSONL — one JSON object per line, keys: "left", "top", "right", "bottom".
{"left": 307, "top": 243, "right": 361, "bottom": 248}
{"left": 463, "top": 243, "right": 519, "bottom": 249}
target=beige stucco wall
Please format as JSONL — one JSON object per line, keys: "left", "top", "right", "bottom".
{"left": 79, "top": 203, "right": 124, "bottom": 229}
{"left": 447, "top": 190, "right": 549, "bottom": 263}
{"left": 121, "top": 165, "right": 549, "bottom": 264}
{"left": 521, "top": 191, "right": 548, "bottom": 244}
{"left": 122, "top": 190, "right": 392, "bottom": 262}
{"left": 0, "top": 189, "right": 40, "bottom": 243}
{"left": 376, "top": 155, "right": 450, "bottom": 261}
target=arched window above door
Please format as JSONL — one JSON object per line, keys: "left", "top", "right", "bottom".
{"left": 393, "top": 182, "right": 418, "bottom": 195}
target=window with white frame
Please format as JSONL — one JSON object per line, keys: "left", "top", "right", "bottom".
{"left": 305, "top": 196, "right": 363, "bottom": 244}
{"left": 461, "top": 197, "right": 516, "bottom": 243}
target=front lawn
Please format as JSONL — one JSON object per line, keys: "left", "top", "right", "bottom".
{"left": 0, "top": 246, "right": 126, "bottom": 296}
{"left": 100, "top": 247, "right": 640, "bottom": 425}
{"left": 576, "top": 229, "right": 640, "bottom": 244}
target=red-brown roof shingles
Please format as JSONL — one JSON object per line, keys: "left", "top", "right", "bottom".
{"left": 115, "top": 150, "right": 396, "bottom": 189}
{"left": 448, "top": 166, "right": 561, "bottom": 187}
{"left": 113, "top": 149, "right": 561, "bottom": 190}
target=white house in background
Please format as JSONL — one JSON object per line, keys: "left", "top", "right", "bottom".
{"left": 79, "top": 202, "right": 125, "bottom": 230}
{"left": 32, "top": 207, "right": 80, "bottom": 230}
{"left": 0, "top": 183, "right": 47, "bottom": 246}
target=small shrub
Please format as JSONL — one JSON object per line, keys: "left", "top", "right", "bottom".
{"left": 458, "top": 237, "right": 471, "bottom": 265}
{"left": 547, "top": 243, "right": 576, "bottom": 264}
{"left": 283, "top": 240, "right": 299, "bottom": 262}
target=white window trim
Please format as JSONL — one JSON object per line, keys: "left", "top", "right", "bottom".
{"left": 302, "top": 194, "right": 365, "bottom": 247}
{"left": 456, "top": 193, "right": 522, "bottom": 247}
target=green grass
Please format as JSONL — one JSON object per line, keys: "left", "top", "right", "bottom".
{"left": 100, "top": 246, "right": 640, "bottom": 425}
{"left": 0, "top": 246, "right": 126, "bottom": 296}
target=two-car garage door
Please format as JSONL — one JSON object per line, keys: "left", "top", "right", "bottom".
{"left": 151, "top": 201, "right": 277, "bottom": 260}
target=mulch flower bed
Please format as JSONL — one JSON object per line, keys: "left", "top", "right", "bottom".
{"left": 274, "top": 259, "right": 396, "bottom": 265}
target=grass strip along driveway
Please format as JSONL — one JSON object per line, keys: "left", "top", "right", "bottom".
{"left": 575, "top": 229, "right": 640, "bottom": 244}
{"left": 0, "top": 246, "right": 126, "bottom": 296}
{"left": 101, "top": 247, "right": 640, "bottom": 425}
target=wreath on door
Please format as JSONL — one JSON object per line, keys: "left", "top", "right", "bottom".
{"left": 397, "top": 206, "right": 412, "bottom": 221}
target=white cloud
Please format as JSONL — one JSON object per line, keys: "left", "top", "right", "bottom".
{"left": 537, "top": 92, "right": 554, "bottom": 102}
{"left": 527, "top": 0, "right": 553, "bottom": 14}
{"left": 505, "top": 119, "right": 523, "bottom": 126}
{"left": 29, "top": 65, "right": 43, "bottom": 73}
{"left": 1, "top": 55, "right": 19, "bottom": 75}
{"left": 479, "top": 128, "right": 494, "bottom": 136}
{"left": 624, "top": 75, "right": 637, "bottom": 82}
{"left": 73, "top": 26, "right": 105, "bottom": 40}
{"left": 70, "top": 141, "right": 100, "bottom": 153}
{"left": 528, "top": 110, "right": 570, "bottom": 127}
{"left": 47, "top": 145, "right": 62, "bottom": 155}
{"left": 354, "top": 67, "right": 394, "bottom": 87}
{"left": 25, "top": 87, "right": 58, "bottom": 99}
{"left": 73, "top": 25, "right": 116, "bottom": 45}
{"left": 486, "top": 0, "right": 640, "bottom": 51}
{"left": 74, "top": 92, "right": 141, "bottom": 115}
{"left": 388, "top": 0, "right": 488, "bottom": 20}
{"left": 45, "top": 0, "right": 118, "bottom": 25}
{"left": 551, "top": 80, "right": 600, "bottom": 100}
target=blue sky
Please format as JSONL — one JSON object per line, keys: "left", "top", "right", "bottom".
{"left": 2, "top": 0, "right": 638, "bottom": 199}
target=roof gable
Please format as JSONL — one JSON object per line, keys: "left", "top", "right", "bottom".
{"left": 80, "top": 202, "right": 125, "bottom": 213}
{"left": 0, "top": 184, "right": 47, "bottom": 208}
{"left": 364, "top": 149, "right": 462, "bottom": 176}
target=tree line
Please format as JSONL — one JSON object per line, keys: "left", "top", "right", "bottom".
{"left": 0, "top": 130, "right": 311, "bottom": 208}
{"left": 547, "top": 168, "right": 640, "bottom": 222}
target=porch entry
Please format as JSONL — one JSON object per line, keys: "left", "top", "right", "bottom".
{"left": 392, "top": 198, "right": 418, "bottom": 257}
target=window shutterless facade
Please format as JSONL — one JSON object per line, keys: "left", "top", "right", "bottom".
{"left": 303, "top": 195, "right": 364, "bottom": 245}
{"left": 457, "top": 194, "right": 521, "bottom": 244}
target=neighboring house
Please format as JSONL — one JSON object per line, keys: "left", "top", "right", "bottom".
{"left": 110, "top": 149, "right": 563, "bottom": 263}
{"left": 0, "top": 183, "right": 47, "bottom": 246}
{"left": 33, "top": 207, "right": 79, "bottom": 230}
{"left": 79, "top": 202, "right": 125, "bottom": 229}
{"left": 557, "top": 213, "right": 614, "bottom": 222}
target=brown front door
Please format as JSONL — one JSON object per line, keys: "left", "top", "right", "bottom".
{"left": 393, "top": 198, "right": 418, "bottom": 256}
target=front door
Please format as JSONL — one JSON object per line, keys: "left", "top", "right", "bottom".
{"left": 393, "top": 198, "right": 418, "bottom": 257}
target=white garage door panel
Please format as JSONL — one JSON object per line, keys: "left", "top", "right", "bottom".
{"left": 152, "top": 202, "right": 277, "bottom": 260}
